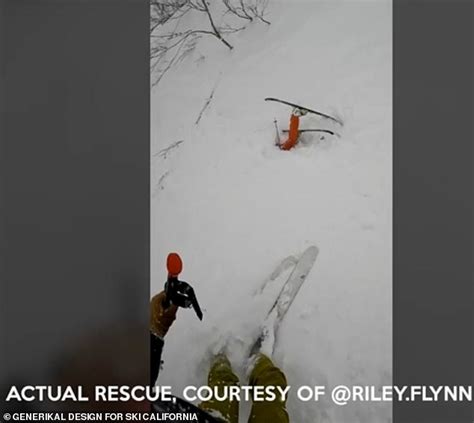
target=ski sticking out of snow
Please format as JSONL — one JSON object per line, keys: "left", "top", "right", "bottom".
{"left": 254, "top": 255, "right": 298, "bottom": 296}
{"left": 282, "top": 128, "right": 341, "bottom": 137}
{"left": 265, "top": 97, "right": 343, "bottom": 126}
{"left": 250, "top": 245, "right": 319, "bottom": 357}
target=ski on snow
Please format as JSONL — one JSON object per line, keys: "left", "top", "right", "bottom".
{"left": 254, "top": 255, "right": 298, "bottom": 296}
{"left": 282, "top": 128, "right": 340, "bottom": 137}
{"left": 250, "top": 245, "right": 319, "bottom": 356}
{"left": 265, "top": 97, "right": 343, "bottom": 126}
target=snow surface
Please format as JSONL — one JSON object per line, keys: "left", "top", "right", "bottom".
{"left": 151, "top": 1, "right": 392, "bottom": 422}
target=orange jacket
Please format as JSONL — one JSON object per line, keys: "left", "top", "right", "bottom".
{"left": 279, "top": 114, "right": 300, "bottom": 150}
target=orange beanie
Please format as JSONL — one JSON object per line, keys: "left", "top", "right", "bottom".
{"left": 167, "top": 253, "right": 183, "bottom": 277}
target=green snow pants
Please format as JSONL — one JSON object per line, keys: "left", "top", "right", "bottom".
{"left": 200, "top": 353, "right": 290, "bottom": 423}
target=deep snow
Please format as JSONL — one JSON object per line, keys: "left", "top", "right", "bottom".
{"left": 151, "top": 1, "right": 392, "bottom": 421}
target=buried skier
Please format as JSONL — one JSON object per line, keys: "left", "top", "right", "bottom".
{"left": 277, "top": 107, "right": 308, "bottom": 151}
{"left": 150, "top": 252, "right": 291, "bottom": 423}
{"left": 267, "top": 97, "right": 343, "bottom": 150}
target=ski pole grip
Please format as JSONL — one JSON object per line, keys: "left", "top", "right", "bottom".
{"left": 163, "top": 278, "right": 174, "bottom": 309}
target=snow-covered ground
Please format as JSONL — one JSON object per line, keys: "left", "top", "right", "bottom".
{"left": 151, "top": 1, "right": 392, "bottom": 421}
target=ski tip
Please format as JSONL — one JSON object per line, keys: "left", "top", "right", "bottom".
{"left": 306, "top": 245, "right": 319, "bottom": 257}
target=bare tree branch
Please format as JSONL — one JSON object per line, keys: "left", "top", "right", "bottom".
{"left": 223, "top": 0, "right": 270, "bottom": 25}
{"left": 199, "top": 0, "right": 234, "bottom": 50}
{"left": 153, "top": 171, "right": 170, "bottom": 196}
{"left": 195, "top": 86, "right": 216, "bottom": 125}
{"left": 150, "top": 0, "right": 271, "bottom": 85}
{"left": 223, "top": 0, "right": 252, "bottom": 21}
{"left": 154, "top": 140, "right": 185, "bottom": 159}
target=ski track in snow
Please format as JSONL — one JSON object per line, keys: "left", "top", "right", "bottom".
{"left": 151, "top": 1, "right": 392, "bottom": 422}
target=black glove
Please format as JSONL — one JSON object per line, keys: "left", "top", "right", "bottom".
{"left": 164, "top": 278, "right": 203, "bottom": 320}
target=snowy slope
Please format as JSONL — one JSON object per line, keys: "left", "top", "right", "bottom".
{"left": 151, "top": 1, "right": 392, "bottom": 422}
